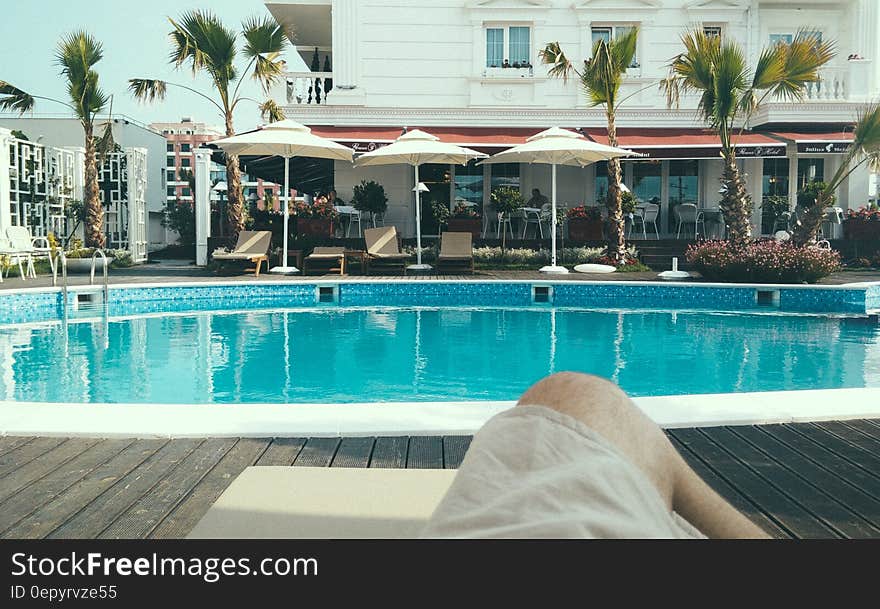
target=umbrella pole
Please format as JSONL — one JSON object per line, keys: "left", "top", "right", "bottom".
{"left": 409, "top": 163, "right": 431, "bottom": 271}
{"left": 540, "top": 163, "right": 568, "bottom": 274}
{"left": 270, "top": 156, "right": 299, "bottom": 274}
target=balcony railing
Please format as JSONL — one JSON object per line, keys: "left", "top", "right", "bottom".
{"left": 285, "top": 71, "right": 334, "bottom": 105}
{"left": 804, "top": 68, "right": 848, "bottom": 101}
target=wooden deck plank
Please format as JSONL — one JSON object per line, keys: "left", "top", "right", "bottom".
{"left": 0, "top": 437, "right": 68, "bottom": 479}
{"left": 731, "top": 426, "right": 880, "bottom": 537}
{"left": 149, "top": 439, "right": 271, "bottom": 539}
{"left": 293, "top": 438, "right": 340, "bottom": 467}
{"left": 4, "top": 440, "right": 166, "bottom": 539}
{"left": 47, "top": 439, "right": 203, "bottom": 539}
{"left": 0, "top": 439, "right": 133, "bottom": 536}
{"left": 813, "top": 421, "right": 880, "bottom": 454}
{"left": 669, "top": 428, "right": 826, "bottom": 538}
{"left": 700, "top": 427, "right": 856, "bottom": 538}
{"left": 0, "top": 436, "right": 34, "bottom": 458}
{"left": 254, "top": 438, "right": 306, "bottom": 466}
{"left": 442, "top": 436, "right": 471, "bottom": 469}
{"left": 794, "top": 423, "right": 880, "bottom": 475}
{"left": 760, "top": 424, "right": 880, "bottom": 503}
{"left": 98, "top": 439, "right": 237, "bottom": 539}
{"left": 0, "top": 439, "right": 99, "bottom": 505}
{"left": 369, "top": 437, "right": 408, "bottom": 468}
{"left": 407, "top": 436, "right": 443, "bottom": 469}
{"left": 839, "top": 420, "right": 880, "bottom": 444}
{"left": 668, "top": 434, "right": 790, "bottom": 539}
{"left": 331, "top": 437, "right": 375, "bottom": 468}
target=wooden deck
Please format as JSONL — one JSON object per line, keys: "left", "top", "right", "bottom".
{"left": 3, "top": 421, "right": 880, "bottom": 539}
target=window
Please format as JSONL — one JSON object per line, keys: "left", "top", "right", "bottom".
{"left": 166, "top": 143, "right": 175, "bottom": 153}
{"left": 167, "top": 186, "right": 176, "bottom": 197}
{"left": 166, "top": 157, "right": 175, "bottom": 168}
{"left": 703, "top": 26, "right": 722, "bottom": 39}
{"left": 182, "top": 188, "right": 192, "bottom": 197}
{"left": 490, "top": 163, "right": 520, "bottom": 192}
{"left": 595, "top": 161, "right": 608, "bottom": 202}
{"left": 181, "top": 158, "right": 191, "bottom": 168}
{"left": 668, "top": 160, "right": 699, "bottom": 232}
{"left": 797, "top": 158, "right": 824, "bottom": 189}
{"left": 181, "top": 143, "right": 191, "bottom": 152}
{"left": 591, "top": 25, "right": 639, "bottom": 69}
{"left": 485, "top": 25, "right": 532, "bottom": 68}
{"left": 769, "top": 33, "right": 793, "bottom": 46}
{"left": 454, "top": 160, "right": 484, "bottom": 209}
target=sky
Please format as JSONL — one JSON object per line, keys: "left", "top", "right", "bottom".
{"left": 0, "top": 0, "right": 306, "bottom": 132}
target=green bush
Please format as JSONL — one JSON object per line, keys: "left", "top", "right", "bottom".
{"left": 161, "top": 198, "right": 196, "bottom": 247}
{"left": 351, "top": 180, "right": 388, "bottom": 221}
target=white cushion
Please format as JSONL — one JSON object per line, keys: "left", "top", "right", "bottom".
{"left": 574, "top": 263, "right": 617, "bottom": 274}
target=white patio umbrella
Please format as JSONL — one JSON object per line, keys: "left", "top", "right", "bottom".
{"left": 354, "top": 129, "right": 487, "bottom": 270}
{"left": 212, "top": 119, "right": 354, "bottom": 274}
{"left": 480, "top": 127, "right": 637, "bottom": 274}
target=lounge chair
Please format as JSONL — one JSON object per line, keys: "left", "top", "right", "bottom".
{"left": 211, "top": 230, "right": 272, "bottom": 277}
{"left": 303, "top": 246, "right": 346, "bottom": 275}
{"left": 187, "top": 467, "right": 456, "bottom": 539}
{"left": 436, "top": 231, "right": 474, "bottom": 274}
{"left": 364, "top": 226, "right": 408, "bottom": 275}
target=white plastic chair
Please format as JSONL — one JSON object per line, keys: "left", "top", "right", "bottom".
{"left": 496, "top": 212, "right": 515, "bottom": 240}
{"left": 335, "top": 206, "right": 363, "bottom": 237}
{"left": 631, "top": 203, "right": 660, "bottom": 239}
{"left": 520, "top": 205, "right": 549, "bottom": 239}
{"left": 1, "top": 226, "right": 45, "bottom": 279}
{"left": 675, "top": 203, "right": 705, "bottom": 239}
{"left": 820, "top": 207, "right": 843, "bottom": 240}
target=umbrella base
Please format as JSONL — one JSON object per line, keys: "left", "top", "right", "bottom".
{"left": 269, "top": 266, "right": 301, "bottom": 275}
{"left": 407, "top": 263, "right": 433, "bottom": 271}
{"left": 539, "top": 265, "right": 569, "bottom": 274}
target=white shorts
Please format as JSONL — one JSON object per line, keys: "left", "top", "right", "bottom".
{"left": 420, "top": 405, "right": 706, "bottom": 539}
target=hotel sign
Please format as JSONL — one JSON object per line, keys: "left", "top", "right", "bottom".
{"left": 636, "top": 144, "right": 786, "bottom": 159}
{"left": 347, "top": 141, "right": 390, "bottom": 153}
{"left": 798, "top": 142, "right": 851, "bottom": 154}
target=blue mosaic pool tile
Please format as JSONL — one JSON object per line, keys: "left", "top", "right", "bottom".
{"left": 779, "top": 288, "right": 867, "bottom": 313}
{"left": 0, "top": 291, "right": 62, "bottom": 324}
{"left": 866, "top": 285, "right": 880, "bottom": 312}
{"left": 553, "top": 283, "right": 758, "bottom": 310}
{"left": 338, "top": 282, "right": 534, "bottom": 307}
{"left": 106, "top": 283, "right": 316, "bottom": 306}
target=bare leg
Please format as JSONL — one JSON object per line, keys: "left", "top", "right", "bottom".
{"left": 517, "top": 372, "right": 769, "bottom": 539}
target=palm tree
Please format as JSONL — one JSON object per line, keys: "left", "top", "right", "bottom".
{"left": 792, "top": 104, "right": 880, "bottom": 245}
{"left": 130, "top": 11, "right": 287, "bottom": 241}
{"left": 540, "top": 28, "right": 638, "bottom": 263}
{"left": 661, "top": 28, "right": 835, "bottom": 245}
{"left": 1, "top": 32, "right": 114, "bottom": 248}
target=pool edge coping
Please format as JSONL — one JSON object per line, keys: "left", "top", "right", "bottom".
{"left": 2, "top": 387, "right": 879, "bottom": 438}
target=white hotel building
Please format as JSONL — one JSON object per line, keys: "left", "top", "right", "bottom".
{"left": 264, "top": 0, "right": 880, "bottom": 238}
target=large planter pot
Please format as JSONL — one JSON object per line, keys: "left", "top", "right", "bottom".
{"left": 844, "top": 221, "right": 880, "bottom": 241}
{"left": 297, "top": 217, "right": 335, "bottom": 238}
{"left": 66, "top": 257, "right": 114, "bottom": 274}
{"left": 446, "top": 217, "right": 482, "bottom": 238}
{"left": 567, "top": 218, "right": 604, "bottom": 242}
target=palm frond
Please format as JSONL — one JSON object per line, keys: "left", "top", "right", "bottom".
{"left": 0, "top": 80, "right": 36, "bottom": 114}
{"left": 56, "top": 31, "right": 108, "bottom": 123}
{"left": 259, "top": 99, "right": 285, "bottom": 123}
{"left": 128, "top": 78, "right": 168, "bottom": 103}
{"left": 169, "top": 11, "right": 238, "bottom": 89}
{"left": 711, "top": 41, "right": 749, "bottom": 124}
{"left": 609, "top": 26, "right": 638, "bottom": 74}
{"left": 852, "top": 103, "right": 880, "bottom": 160}
{"left": 539, "top": 42, "right": 577, "bottom": 83}
{"left": 241, "top": 16, "right": 287, "bottom": 92}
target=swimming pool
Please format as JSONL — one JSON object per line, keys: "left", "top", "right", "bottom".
{"left": 3, "top": 305, "right": 879, "bottom": 405}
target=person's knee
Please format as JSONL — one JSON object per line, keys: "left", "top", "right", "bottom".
{"left": 517, "top": 372, "right": 633, "bottom": 421}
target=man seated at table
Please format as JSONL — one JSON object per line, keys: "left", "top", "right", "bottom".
{"left": 327, "top": 188, "right": 346, "bottom": 206}
{"left": 527, "top": 188, "right": 549, "bottom": 209}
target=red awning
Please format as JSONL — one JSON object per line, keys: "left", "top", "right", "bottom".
{"left": 308, "top": 125, "right": 789, "bottom": 158}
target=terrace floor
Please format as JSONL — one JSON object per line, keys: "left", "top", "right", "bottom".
{"left": 1, "top": 259, "right": 879, "bottom": 291}
{"left": 3, "top": 420, "right": 880, "bottom": 539}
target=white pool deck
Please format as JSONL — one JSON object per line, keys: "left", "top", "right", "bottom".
{"left": 2, "top": 387, "right": 880, "bottom": 438}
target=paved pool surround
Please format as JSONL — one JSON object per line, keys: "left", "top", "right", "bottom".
{"left": 0, "top": 279, "right": 879, "bottom": 325}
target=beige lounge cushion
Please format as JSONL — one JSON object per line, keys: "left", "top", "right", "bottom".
{"left": 187, "top": 467, "right": 456, "bottom": 539}
{"left": 439, "top": 232, "right": 473, "bottom": 259}
{"left": 307, "top": 247, "right": 346, "bottom": 259}
{"left": 365, "top": 226, "right": 403, "bottom": 256}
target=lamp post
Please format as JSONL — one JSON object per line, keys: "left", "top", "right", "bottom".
{"left": 411, "top": 181, "right": 432, "bottom": 270}
{"left": 212, "top": 181, "right": 228, "bottom": 237}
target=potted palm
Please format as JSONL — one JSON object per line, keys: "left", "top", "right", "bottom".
{"left": 447, "top": 202, "right": 482, "bottom": 238}
{"left": 294, "top": 196, "right": 338, "bottom": 237}
{"left": 567, "top": 206, "right": 604, "bottom": 241}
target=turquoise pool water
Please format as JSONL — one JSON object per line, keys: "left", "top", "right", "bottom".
{"left": 1, "top": 307, "right": 878, "bottom": 404}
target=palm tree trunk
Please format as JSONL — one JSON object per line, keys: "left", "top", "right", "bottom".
{"left": 224, "top": 113, "right": 245, "bottom": 244}
{"left": 605, "top": 112, "right": 625, "bottom": 262}
{"left": 83, "top": 124, "right": 105, "bottom": 249}
{"left": 791, "top": 191, "right": 830, "bottom": 246}
{"left": 719, "top": 146, "right": 752, "bottom": 246}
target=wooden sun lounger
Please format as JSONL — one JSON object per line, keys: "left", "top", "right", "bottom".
{"left": 436, "top": 231, "right": 474, "bottom": 274}
{"left": 211, "top": 231, "right": 272, "bottom": 276}
{"left": 187, "top": 467, "right": 456, "bottom": 539}
{"left": 364, "top": 226, "right": 409, "bottom": 275}
{"left": 303, "top": 247, "right": 346, "bottom": 275}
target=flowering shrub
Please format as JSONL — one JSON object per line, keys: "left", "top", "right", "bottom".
{"left": 843, "top": 205, "right": 880, "bottom": 240}
{"left": 292, "top": 195, "right": 339, "bottom": 220}
{"left": 686, "top": 240, "right": 840, "bottom": 284}
{"left": 451, "top": 202, "right": 481, "bottom": 219}
{"left": 566, "top": 205, "right": 602, "bottom": 221}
